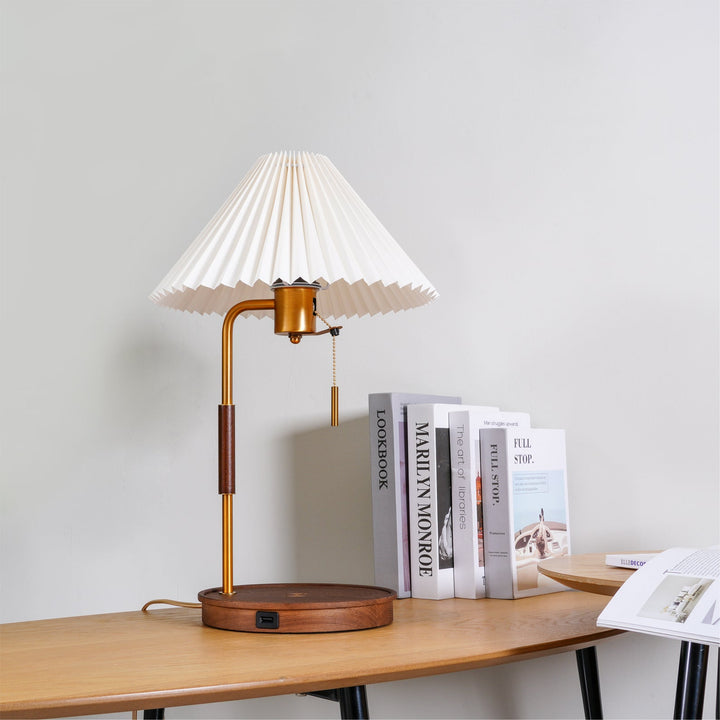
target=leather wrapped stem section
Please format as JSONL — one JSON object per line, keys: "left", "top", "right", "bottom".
{"left": 218, "top": 404, "right": 235, "bottom": 495}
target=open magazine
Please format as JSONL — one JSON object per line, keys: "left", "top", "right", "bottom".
{"left": 597, "top": 547, "right": 720, "bottom": 645}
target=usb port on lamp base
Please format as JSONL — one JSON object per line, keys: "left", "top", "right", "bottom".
{"left": 256, "top": 611, "right": 279, "bottom": 629}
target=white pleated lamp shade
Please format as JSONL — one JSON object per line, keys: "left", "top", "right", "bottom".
{"left": 150, "top": 151, "right": 438, "bottom": 318}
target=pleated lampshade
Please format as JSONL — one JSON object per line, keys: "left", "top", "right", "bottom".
{"left": 150, "top": 151, "right": 437, "bottom": 318}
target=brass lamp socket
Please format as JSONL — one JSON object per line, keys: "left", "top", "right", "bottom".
{"left": 272, "top": 282, "right": 320, "bottom": 340}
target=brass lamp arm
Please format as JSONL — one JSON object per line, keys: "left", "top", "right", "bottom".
{"left": 219, "top": 299, "right": 276, "bottom": 595}
{"left": 218, "top": 286, "right": 321, "bottom": 595}
{"left": 221, "top": 299, "right": 276, "bottom": 405}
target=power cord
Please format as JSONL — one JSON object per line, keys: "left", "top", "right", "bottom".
{"left": 141, "top": 599, "right": 201, "bottom": 611}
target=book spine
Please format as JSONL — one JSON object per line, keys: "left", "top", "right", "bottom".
{"left": 407, "top": 406, "right": 454, "bottom": 599}
{"left": 369, "top": 395, "right": 410, "bottom": 597}
{"left": 605, "top": 554, "right": 656, "bottom": 569}
{"left": 481, "top": 429, "right": 514, "bottom": 599}
{"left": 469, "top": 426, "right": 486, "bottom": 599}
{"left": 615, "top": 558, "right": 647, "bottom": 568}
{"left": 450, "top": 412, "right": 476, "bottom": 599}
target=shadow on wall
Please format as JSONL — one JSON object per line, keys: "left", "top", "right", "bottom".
{"left": 288, "top": 415, "right": 376, "bottom": 586}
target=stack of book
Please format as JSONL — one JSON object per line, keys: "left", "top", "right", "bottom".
{"left": 369, "top": 393, "right": 571, "bottom": 600}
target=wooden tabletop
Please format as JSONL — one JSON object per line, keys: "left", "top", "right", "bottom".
{"left": 538, "top": 553, "right": 637, "bottom": 596}
{"left": 0, "top": 592, "right": 621, "bottom": 719}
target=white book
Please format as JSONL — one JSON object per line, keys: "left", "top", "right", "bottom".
{"left": 480, "top": 427, "right": 571, "bottom": 599}
{"left": 369, "top": 393, "right": 461, "bottom": 597}
{"left": 449, "top": 409, "right": 531, "bottom": 599}
{"left": 407, "top": 403, "right": 498, "bottom": 599}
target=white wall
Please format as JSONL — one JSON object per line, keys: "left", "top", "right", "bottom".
{"left": 1, "top": 1, "right": 717, "bottom": 717}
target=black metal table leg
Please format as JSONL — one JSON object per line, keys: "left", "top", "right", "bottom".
{"left": 675, "top": 641, "right": 690, "bottom": 717}
{"left": 576, "top": 646, "right": 603, "bottom": 719}
{"left": 337, "top": 685, "right": 369, "bottom": 720}
{"left": 306, "top": 686, "right": 369, "bottom": 719}
{"left": 674, "top": 641, "right": 709, "bottom": 719}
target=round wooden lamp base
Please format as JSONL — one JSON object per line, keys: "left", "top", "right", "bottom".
{"left": 198, "top": 583, "right": 396, "bottom": 633}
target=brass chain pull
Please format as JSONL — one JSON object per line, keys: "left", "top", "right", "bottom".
{"left": 314, "top": 311, "right": 340, "bottom": 426}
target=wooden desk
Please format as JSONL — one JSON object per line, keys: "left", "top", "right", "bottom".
{"left": 0, "top": 593, "right": 620, "bottom": 719}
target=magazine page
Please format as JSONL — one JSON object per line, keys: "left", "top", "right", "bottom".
{"left": 597, "top": 547, "right": 720, "bottom": 645}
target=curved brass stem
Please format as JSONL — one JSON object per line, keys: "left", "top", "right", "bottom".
{"left": 218, "top": 290, "right": 318, "bottom": 596}
{"left": 220, "top": 299, "right": 274, "bottom": 595}
{"left": 222, "top": 300, "right": 275, "bottom": 405}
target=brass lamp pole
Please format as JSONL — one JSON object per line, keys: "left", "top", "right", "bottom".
{"left": 217, "top": 283, "right": 320, "bottom": 595}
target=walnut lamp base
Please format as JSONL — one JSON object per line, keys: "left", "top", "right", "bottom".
{"left": 198, "top": 583, "right": 396, "bottom": 633}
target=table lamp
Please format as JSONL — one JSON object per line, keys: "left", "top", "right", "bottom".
{"left": 150, "top": 151, "right": 437, "bottom": 632}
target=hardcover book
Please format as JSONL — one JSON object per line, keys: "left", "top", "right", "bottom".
{"left": 480, "top": 427, "right": 570, "bottom": 599}
{"left": 407, "top": 403, "right": 497, "bottom": 599}
{"left": 369, "top": 393, "right": 461, "bottom": 598}
{"left": 449, "top": 409, "right": 531, "bottom": 599}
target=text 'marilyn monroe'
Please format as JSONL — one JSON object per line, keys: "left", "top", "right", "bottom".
{"left": 414, "top": 422, "right": 433, "bottom": 576}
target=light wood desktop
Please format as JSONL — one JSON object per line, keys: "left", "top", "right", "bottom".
{"left": 0, "top": 591, "right": 620, "bottom": 719}
{"left": 538, "top": 552, "right": 634, "bottom": 595}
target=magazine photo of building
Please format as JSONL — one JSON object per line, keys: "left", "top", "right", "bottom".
{"left": 638, "top": 575, "right": 713, "bottom": 624}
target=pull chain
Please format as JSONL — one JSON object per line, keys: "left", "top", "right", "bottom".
{"left": 315, "top": 311, "right": 340, "bottom": 426}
